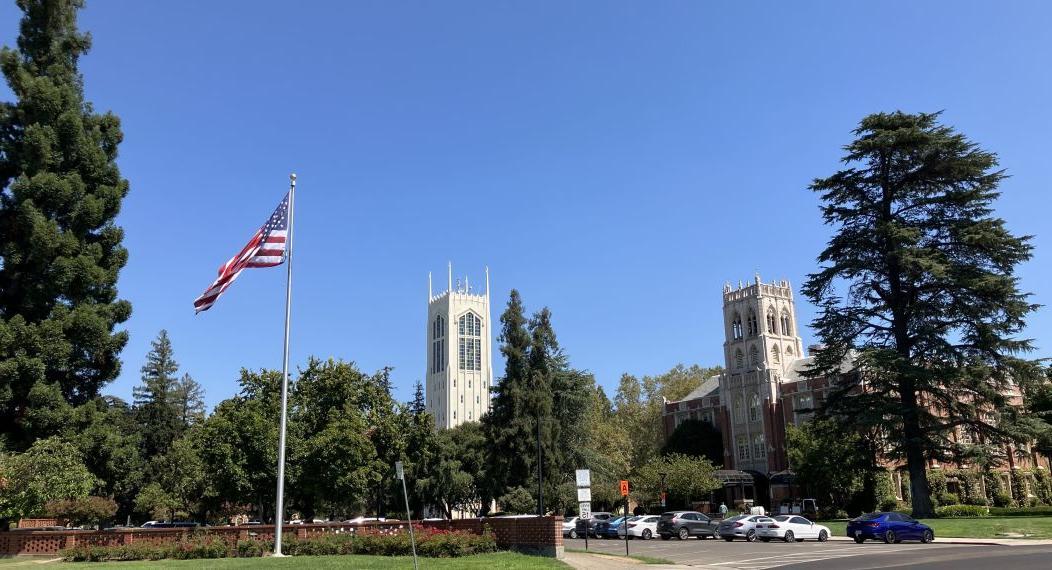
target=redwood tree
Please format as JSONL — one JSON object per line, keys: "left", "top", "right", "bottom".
{"left": 803, "top": 112, "right": 1040, "bottom": 517}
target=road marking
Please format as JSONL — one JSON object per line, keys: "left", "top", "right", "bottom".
{"left": 707, "top": 549, "right": 869, "bottom": 569}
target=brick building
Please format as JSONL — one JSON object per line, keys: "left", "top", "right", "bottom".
{"left": 662, "top": 275, "right": 1050, "bottom": 511}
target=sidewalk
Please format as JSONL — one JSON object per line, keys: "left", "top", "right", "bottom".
{"left": 563, "top": 551, "right": 692, "bottom": 570}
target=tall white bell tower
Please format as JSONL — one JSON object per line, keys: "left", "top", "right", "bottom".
{"left": 425, "top": 264, "right": 493, "bottom": 429}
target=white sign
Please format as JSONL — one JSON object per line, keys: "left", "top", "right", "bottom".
{"left": 575, "top": 469, "right": 591, "bottom": 488}
{"left": 395, "top": 461, "right": 404, "bottom": 480}
{"left": 577, "top": 488, "right": 592, "bottom": 502}
{"left": 579, "top": 502, "right": 592, "bottom": 519}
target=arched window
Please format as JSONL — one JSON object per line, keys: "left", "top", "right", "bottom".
{"left": 431, "top": 316, "right": 446, "bottom": 374}
{"left": 766, "top": 309, "right": 776, "bottom": 334}
{"left": 734, "top": 395, "right": 745, "bottom": 423}
{"left": 735, "top": 348, "right": 744, "bottom": 369}
{"left": 785, "top": 345, "right": 794, "bottom": 358}
{"left": 749, "top": 393, "right": 760, "bottom": 422}
{"left": 753, "top": 433, "right": 767, "bottom": 458}
{"left": 732, "top": 313, "right": 743, "bottom": 340}
{"left": 749, "top": 345, "right": 760, "bottom": 367}
{"left": 458, "top": 312, "right": 482, "bottom": 371}
{"left": 772, "top": 345, "right": 781, "bottom": 364}
{"left": 781, "top": 310, "right": 792, "bottom": 336}
{"left": 747, "top": 310, "right": 758, "bottom": 336}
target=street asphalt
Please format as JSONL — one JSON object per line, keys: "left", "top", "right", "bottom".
{"left": 567, "top": 535, "right": 1052, "bottom": 569}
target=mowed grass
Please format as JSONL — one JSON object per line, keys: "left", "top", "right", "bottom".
{"left": 819, "top": 516, "right": 1052, "bottom": 539}
{"left": 53, "top": 552, "right": 568, "bottom": 569}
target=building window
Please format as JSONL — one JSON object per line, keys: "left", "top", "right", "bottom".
{"left": 781, "top": 311, "right": 792, "bottom": 336}
{"left": 785, "top": 345, "right": 794, "bottom": 358}
{"left": 733, "top": 395, "right": 745, "bottom": 423}
{"left": 735, "top": 349, "right": 744, "bottom": 370}
{"left": 460, "top": 395, "right": 464, "bottom": 403}
{"left": 737, "top": 435, "right": 750, "bottom": 461}
{"left": 753, "top": 433, "right": 766, "bottom": 459}
{"left": 772, "top": 345, "right": 781, "bottom": 364}
{"left": 732, "top": 313, "right": 743, "bottom": 340}
{"left": 749, "top": 345, "right": 759, "bottom": 367}
{"left": 431, "top": 316, "right": 446, "bottom": 374}
{"left": 458, "top": 312, "right": 482, "bottom": 371}
{"left": 476, "top": 395, "right": 480, "bottom": 404}
{"left": 747, "top": 310, "right": 758, "bottom": 336}
{"left": 766, "top": 309, "right": 776, "bottom": 334}
{"left": 794, "top": 393, "right": 813, "bottom": 423}
{"left": 749, "top": 393, "right": 760, "bottom": 422}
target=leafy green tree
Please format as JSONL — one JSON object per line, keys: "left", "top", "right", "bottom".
{"left": 173, "top": 373, "right": 206, "bottom": 428}
{"left": 662, "top": 419, "right": 724, "bottom": 466}
{"left": 0, "top": 0, "right": 132, "bottom": 450}
{"left": 402, "top": 380, "right": 438, "bottom": 517}
{"left": 71, "top": 396, "right": 143, "bottom": 520}
{"left": 803, "top": 111, "right": 1041, "bottom": 517}
{"left": 418, "top": 422, "right": 486, "bottom": 518}
{"left": 0, "top": 437, "right": 96, "bottom": 521}
{"left": 148, "top": 435, "right": 206, "bottom": 521}
{"left": 786, "top": 418, "right": 879, "bottom": 513}
{"left": 635, "top": 453, "right": 719, "bottom": 509}
{"left": 45, "top": 496, "right": 117, "bottom": 528}
{"left": 134, "top": 482, "right": 179, "bottom": 522}
{"left": 498, "top": 486, "right": 536, "bottom": 515}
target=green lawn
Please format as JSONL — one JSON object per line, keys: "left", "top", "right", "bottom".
{"left": 819, "top": 516, "right": 1052, "bottom": 539}
{"left": 54, "top": 552, "right": 568, "bottom": 569}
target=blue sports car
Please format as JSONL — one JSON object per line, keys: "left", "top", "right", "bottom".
{"left": 597, "top": 516, "right": 629, "bottom": 539}
{"left": 847, "top": 512, "right": 934, "bottom": 544}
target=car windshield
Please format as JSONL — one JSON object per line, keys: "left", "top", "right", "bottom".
{"left": 644, "top": 516, "right": 658, "bottom": 523}
{"left": 724, "top": 515, "right": 746, "bottom": 522}
{"left": 774, "top": 515, "right": 791, "bottom": 521}
{"left": 859, "top": 513, "right": 885, "bottom": 521}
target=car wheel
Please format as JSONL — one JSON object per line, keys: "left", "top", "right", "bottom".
{"left": 883, "top": 530, "right": 896, "bottom": 544}
{"left": 818, "top": 530, "right": 828, "bottom": 542}
{"left": 660, "top": 534, "right": 671, "bottom": 541}
{"left": 569, "top": 529, "right": 577, "bottom": 539}
{"left": 783, "top": 530, "right": 795, "bottom": 543}
{"left": 746, "top": 530, "right": 757, "bottom": 542}
{"left": 678, "top": 527, "right": 690, "bottom": 540}
{"left": 642, "top": 529, "right": 652, "bottom": 540}
{"left": 922, "top": 529, "right": 934, "bottom": 544}
{"left": 853, "top": 536, "right": 865, "bottom": 544}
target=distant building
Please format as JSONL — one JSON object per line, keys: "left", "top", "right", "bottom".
{"left": 426, "top": 264, "right": 493, "bottom": 430}
{"left": 663, "top": 275, "right": 1050, "bottom": 511}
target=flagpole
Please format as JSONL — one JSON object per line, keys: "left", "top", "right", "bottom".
{"left": 273, "top": 173, "right": 296, "bottom": 556}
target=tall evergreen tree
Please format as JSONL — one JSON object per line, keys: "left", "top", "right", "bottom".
{"left": 803, "top": 111, "right": 1041, "bottom": 517}
{"left": 173, "top": 373, "right": 206, "bottom": 428}
{"left": 0, "top": 0, "right": 131, "bottom": 448}
{"left": 134, "top": 330, "right": 183, "bottom": 458}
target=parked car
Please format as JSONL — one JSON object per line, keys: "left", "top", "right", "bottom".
{"left": 657, "top": 511, "right": 718, "bottom": 540}
{"left": 562, "top": 516, "right": 580, "bottom": 539}
{"left": 847, "top": 512, "right": 934, "bottom": 544}
{"left": 755, "top": 515, "right": 830, "bottom": 542}
{"left": 626, "top": 515, "right": 660, "bottom": 540}
{"left": 596, "top": 516, "right": 629, "bottom": 539}
{"left": 717, "top": 514, "right": 767, "bottom": 542}
{"left": 576, "top": 512, "right": 613, "bottom": 538}
{"left": 142, "top": 521, "right": 199, "bottom": 529}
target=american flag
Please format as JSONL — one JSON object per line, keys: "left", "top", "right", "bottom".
{"left": 193, "top": 193, "right": 290, "bottom": 313}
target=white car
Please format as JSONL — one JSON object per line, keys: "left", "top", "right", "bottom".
{"left": 756, "top": 515, "right": 831, "bottom": 542}
{"left": 626, "top": 515, "right": 659, "bottom": 539}
{"left": 563, "top": 516, "right": 580, "bottom": 538}
{"left": 717, "top": 514, "right": 767, "bottom": 542}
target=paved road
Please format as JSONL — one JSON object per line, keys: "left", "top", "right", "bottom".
{"left": 567, "top": 536, "right": 1052, "bottom": 569}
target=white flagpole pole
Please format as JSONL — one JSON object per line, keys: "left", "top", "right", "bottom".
{"left": 273, "top": 173, "right": 296, "bottom": 556}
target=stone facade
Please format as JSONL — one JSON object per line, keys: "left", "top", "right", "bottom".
{"left": 425, "top": 264, "right": 494, "bottom": 430}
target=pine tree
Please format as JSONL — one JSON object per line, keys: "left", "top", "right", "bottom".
{"left": 803, "top": 111, "right": 1041, "bottom": 518}
{"left": 173, "top": 373, "right": 205, "bottom": 428}
{"left": 0, "top": 0, "right": 131, "bottom": 447}
{"left": 134, "top": 330, "right": 183, "bottom": 458}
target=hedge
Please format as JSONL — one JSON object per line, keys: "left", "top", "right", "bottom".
{"left": 62, "top": 527, "right": 497, "bottom": 562}
{"left": 988, "top": 506, "right": 1052, "bottom": 517}
{"left": 935, "top": 505, "right": 989, "bottom": 518}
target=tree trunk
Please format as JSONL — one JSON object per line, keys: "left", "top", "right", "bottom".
{"left": 901, "top": 384, "right": 935, "bottom": 518}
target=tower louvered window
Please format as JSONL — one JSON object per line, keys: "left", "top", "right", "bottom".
{"left": 431, "top": 316, "right": 446, "bottom": 374}
{"left": 458, "top": 312, "right": 482, "bottom": 371}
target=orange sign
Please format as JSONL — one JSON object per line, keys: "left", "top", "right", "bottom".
{"left": 619, "top": 480, "right": 629, "bottom": 497}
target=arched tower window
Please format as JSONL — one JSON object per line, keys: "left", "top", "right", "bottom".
{"left": 747, "top": 310, "right": 758, "bottom": 336}
{"left": 781, "top": 310, "right": 792, "bottom": 336}
{"left": 771, "top": 345, "right": 781, "bottom": 364}
{"left": 734, "top": 395, "right": 745, "bottom": 423}
{"left": 458, "top": 312, "right": 482, "bottom": 371}
{"left": 735, "top": 348, "right": 744, "bottom": 369}
{"left": 749, "top": 345, "right": 760, "bottom": 367}
{"left": 785, "top": 345, "right": 794, "bottom": 358}
{"left": 766, "top": 309, "right": 776, "bottom": 334}
{"left": 749, "top": 393, "right": 760, "bottom": 422}
{"left": 732, "top": 312, "right": 743, "bottom": 340}
{"left": 431, "top": 316, "right": 446, "bottom": 374}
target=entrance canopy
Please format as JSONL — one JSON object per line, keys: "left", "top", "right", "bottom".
{"left": 714, "top": 470, "right": 755, "bottom": 486}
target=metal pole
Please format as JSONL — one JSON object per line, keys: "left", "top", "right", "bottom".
{"left": 624, "top": 494, "right": 629, "bottom": 556}
{"left": 402, "top": 476, "right": 419, "bottom": 570}
{"left": 537, "top": 413, "right": 543, "bottom": 515}
{"left": 273, "top": 173, "right": 296, "bottom": 556}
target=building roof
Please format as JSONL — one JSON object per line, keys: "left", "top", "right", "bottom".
{"left": 678, "top": 374, "right": 721, "bottom": 401}
{"left": 782, "top": 351, "right": 857, "bottom": 383}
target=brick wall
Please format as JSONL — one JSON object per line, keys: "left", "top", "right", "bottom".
{"left": 0, "top": 516, "right": 563, "bottom": 559}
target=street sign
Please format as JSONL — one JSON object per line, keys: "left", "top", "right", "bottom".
{"left": 579, "top": 502, "right": 591, "bottom": 519}
{"left": 577, "top": 488, "right": 592, "bottom": 502}
{"left": 619, "top": 480, "right": 629, "bottom": 497}
{"left": 575, "top": 469, "right": 591, "bottom": 488}
{"left": 395, "top": 461, "right": 404, "bottom": 481}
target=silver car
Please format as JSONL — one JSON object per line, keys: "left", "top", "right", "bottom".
{"left": 717, "top": 514, "right": 767, "bottom": 542}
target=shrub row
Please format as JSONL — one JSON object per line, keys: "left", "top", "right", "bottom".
{"left": 62, "top": 527, "right": 497, "bottom": 562}
{"left": 988, "top": 506, "right": 1052, "bottom": 517}
{"left": 935, "top": 504, "right": 989, "bottom": 518}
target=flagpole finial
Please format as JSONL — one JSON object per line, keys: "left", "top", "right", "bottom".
{"left": 290, "top": 173, "right": 297, "bottom": 185}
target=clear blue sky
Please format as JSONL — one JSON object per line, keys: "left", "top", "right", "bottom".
{"left": 2, "top": 1, "right": 1050, "bottom": 407}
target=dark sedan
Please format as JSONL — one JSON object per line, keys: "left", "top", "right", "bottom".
{"left": 657, "top": 511, "right": 718, "bottom": 540}
{"left": 847, "top": 512, "right": 934, "bottom": 544}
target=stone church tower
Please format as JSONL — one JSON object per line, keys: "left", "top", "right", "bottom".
{"left": 425, "top": 264, "right": 493, "bottom": 430}
{"left": 719, "top": 275, "right": 805, "bottom": 473}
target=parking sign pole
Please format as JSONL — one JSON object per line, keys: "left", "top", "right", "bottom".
{"left": 624, "top": 494, "right": 629, "bottom": 556}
